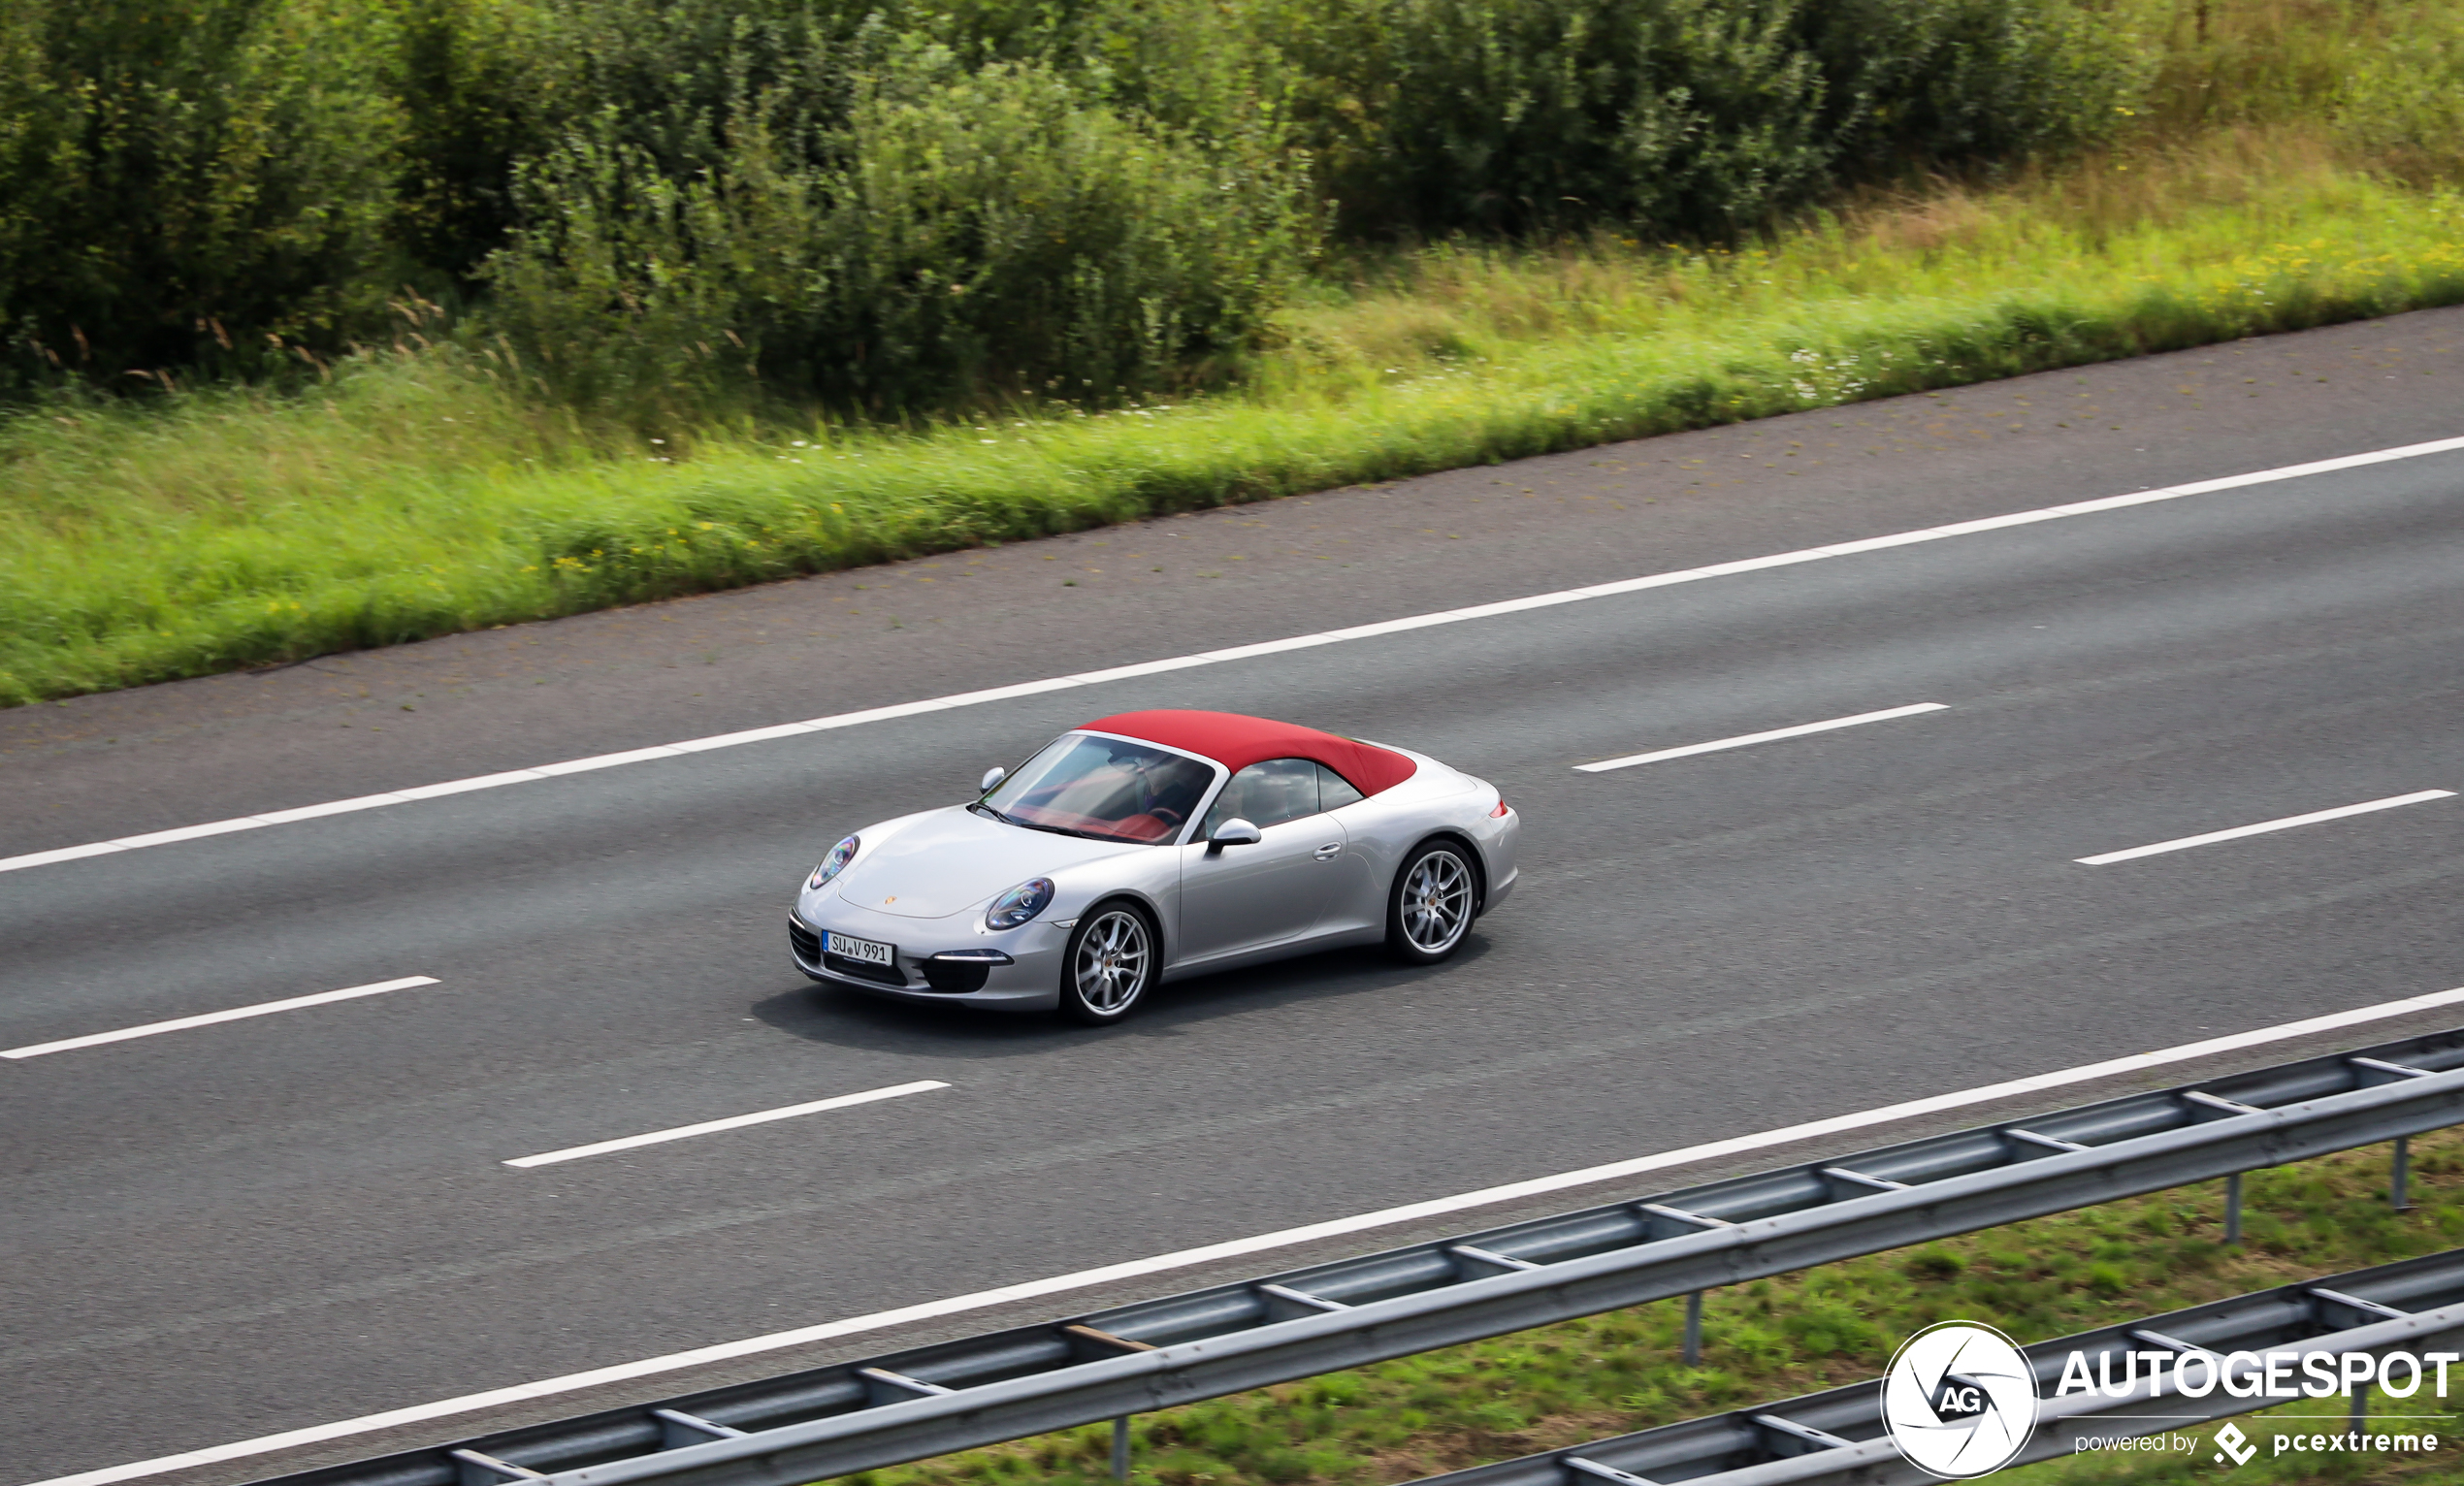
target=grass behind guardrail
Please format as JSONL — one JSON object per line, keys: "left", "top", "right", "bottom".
{"left": 6, "top": 132, "right": 2463, "bottom": 707}
{"left": 831, "top": 1129, "right": 2464, "bottom": 1486}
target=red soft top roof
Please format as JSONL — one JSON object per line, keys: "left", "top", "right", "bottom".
{"left": 1079, "top": 710, "right": 1417, "bottom": 797}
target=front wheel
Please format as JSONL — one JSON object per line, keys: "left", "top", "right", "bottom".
{"left": 1061, "top": 903, "right": 1157, "bottom": 1024}
{"left": 1386, "top": 840, "right": 1476, "bottom": 964}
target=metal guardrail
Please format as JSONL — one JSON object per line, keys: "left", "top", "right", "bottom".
{"left": 257, "top": 1027, "right": 2464, "bottom": 1486}
{"left": 1404, "top": 1245, "right": 2464, "bottom": 1486}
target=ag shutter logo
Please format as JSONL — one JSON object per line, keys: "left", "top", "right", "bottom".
{"left": 1883, "top": 1321, "right": 2039, "bottom": 1478}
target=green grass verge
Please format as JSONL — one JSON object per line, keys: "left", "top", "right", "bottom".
{"left": 5, "top": 145, "right": 2461, "bottom": 708}
{"left": 832, "top": 1131, "right": 2464, "bottom": 1486}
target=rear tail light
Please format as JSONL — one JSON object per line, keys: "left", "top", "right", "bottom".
{"left": 1490, "top": 795, "right": 1510, "bottom": 818}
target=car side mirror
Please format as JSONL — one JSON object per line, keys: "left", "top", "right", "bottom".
{"left": 1207, "top": 818, "right": 1262, "bottom": 854}
{"left": 980, "top": 766, "right": 1007, "bottom": 794}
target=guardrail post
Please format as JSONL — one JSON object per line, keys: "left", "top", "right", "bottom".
{"left": 1112, "top": 1415, "right": 1131, "bottom": 1480}
{"left": 2393, "top": 1137, "right": 2413, "bottom": 1211}
{"left": 2224, "top": 1172, "right": 2244, "bottom": 1244}
{"left": 2350, "top": 1384, "right": 2367, "bottom": 1434}
{"left": 1683, "top": 1291, "right": 1704, "bottom": 1366}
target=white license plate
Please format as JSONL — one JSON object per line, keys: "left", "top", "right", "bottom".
{"left": 824, "top": 931, "right": 895, "bottom": 967}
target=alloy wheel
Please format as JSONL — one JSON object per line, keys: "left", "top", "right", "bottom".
{"left": 1072, "top": 908, "right": 1152, "bottom": 1015}
{"left": 1400, "top": 849, "right": 1472, "bottom": 953}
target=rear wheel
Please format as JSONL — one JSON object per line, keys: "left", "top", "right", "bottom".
{"left": 1385, "top": 840, "right": 1475, "bottom": 964}
{"left": 1061, "top": 903, "right": 1157, "bottom": 1023}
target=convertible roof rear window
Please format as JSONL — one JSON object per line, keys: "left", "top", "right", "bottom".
{"left": 1077, "top": 710, "right": 1415, "bottom": 797}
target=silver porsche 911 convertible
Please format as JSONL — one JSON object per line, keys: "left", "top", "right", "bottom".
{"left": 789, "top": 709, "right": 1519, "bottom": 1022}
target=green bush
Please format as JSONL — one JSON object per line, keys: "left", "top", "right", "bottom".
{"left": 2338, "top": 2, "right": 2464, "bottom": 180}
{"left": 1805, "top": 0, "right": 2147, "bottom": 163}
{"left": 0, "top": 0, "right": 407, "bottom": 389}
{"left": 0, "top": 0, "right": 2152, "bottom": 408}
{"left": 1275, "top": 0, "right": 2141, "bottom": 239}
{"left": 810, "top": 55, "right": 1312, "bottom": 405}
{"left": 1275, "top": 0, "right": 1833, "bottom": 238}
{"left": 483, "top": 45, "right": 1313, "bottom": 418}
{"left": 393, "top": 0, "right": 574, "bottom": 284}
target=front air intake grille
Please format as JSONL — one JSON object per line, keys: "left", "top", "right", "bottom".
{"left": 788, "top": 919, "right": 822, "bottom": 964}
{"left": 919, "top": 959, "right": 992, "bottom": 994}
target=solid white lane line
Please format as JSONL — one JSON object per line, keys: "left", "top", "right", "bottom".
{"left": 0, "top": 977, "right": 439, "bottom": 1061}
{"left": 1575, "top": 702, "right": 1948, "bottom": 773}
{"left": 8, "top": 432, "right": 2463, "bottom": 880}
{"left": 37, "top": 983, "right": 2464, "bottom": 1486}
{"left": 503, "top": 1082, "right": 950, "bottom": 1168}
{"left": 2077, "top": 790, "right": 2456, "bottom": 866}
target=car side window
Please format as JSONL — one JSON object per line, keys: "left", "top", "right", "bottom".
{"left": 1317, "top": 763, "right": 1365, "bottom": 811}
{"left": 1201, "top": 758, "right": 1322, "bottom": 837}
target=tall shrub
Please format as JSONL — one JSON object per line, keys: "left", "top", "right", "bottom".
{"left": 2339, "top": 2, "right": 2464, "bottom": 180}
{"left": 483, "top": 47, "right": 1313, "bottom": 417}
{"left": 1804, "top": 0, "right": 2146, "bottom": 165}
{"left": 395, "top": 0, "right": 575, "bottom": 284}
{"left": 0, "top": 0, "right": 2146, "bottom": 409}
{"left": 1272, "top": 0, "right": 2140, "bottom": 240}
{"left": 810, "top": 56, "right": 1313, "bottom": 405}
{"left": 0, "top": 0, "right": 406, "bottom": 387}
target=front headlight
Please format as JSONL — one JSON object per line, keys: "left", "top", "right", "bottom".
{"left": 807, "top": 835, "right": 859, "bottom": 891}
{"left": 986, "top": 877, "right": 1055, "bottom": 930}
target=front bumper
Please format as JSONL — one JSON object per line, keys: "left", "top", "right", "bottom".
{"left": 789, "top": 898, "right": 1065, "bottom": 1011}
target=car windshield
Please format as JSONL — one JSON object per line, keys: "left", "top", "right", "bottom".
{"left": 982, "top": 734, "right": 1216, "bottom": 844}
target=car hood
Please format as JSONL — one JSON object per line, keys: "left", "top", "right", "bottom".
{"left": 834, "top": 805, "right": 1146, "bottom": 919}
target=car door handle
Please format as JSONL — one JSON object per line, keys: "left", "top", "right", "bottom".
{"left": 1313, "top": 843, "right": 1342, "bottom": 859}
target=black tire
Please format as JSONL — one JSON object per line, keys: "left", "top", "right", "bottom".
{"left": 1385, "top": 839, "right": 1477, "bottom": 964}
{"left": 1060, "top": 901, "right": 1158, "bottom": 1024}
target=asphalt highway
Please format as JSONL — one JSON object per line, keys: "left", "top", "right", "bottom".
{"left": 4, "top": 308, "right": 2462, "bottom": 1485}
